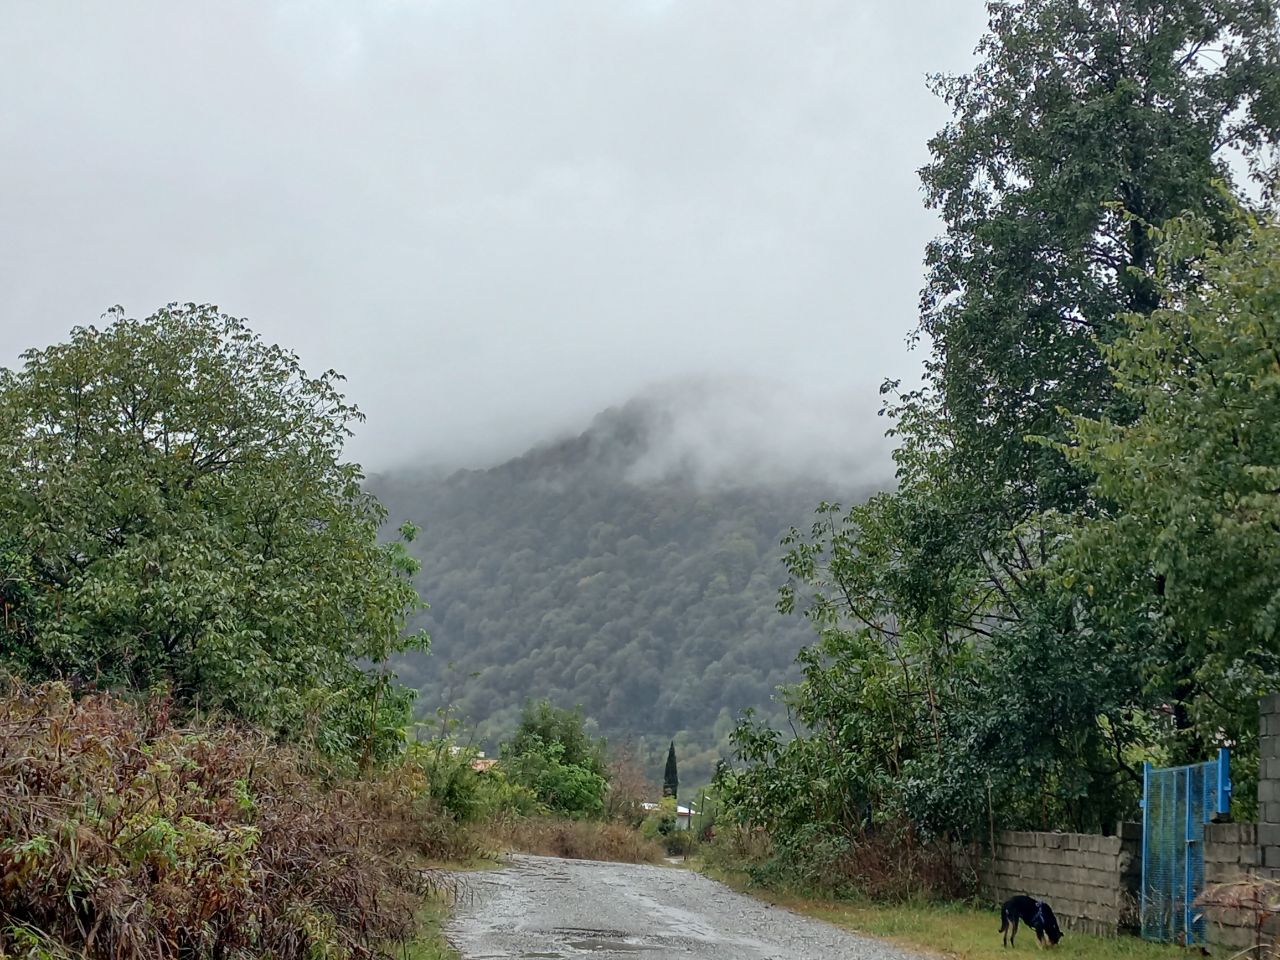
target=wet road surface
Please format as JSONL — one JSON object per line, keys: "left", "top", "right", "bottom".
{"left": 445, "top": 854, "right": 925, "bottom": 960}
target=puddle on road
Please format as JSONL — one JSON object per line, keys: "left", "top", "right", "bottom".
{"left": 552, "top": 928, "right": 659, "bottom": 953}
{"left": 564, "top": 940, "right": 656, "bottom": 952}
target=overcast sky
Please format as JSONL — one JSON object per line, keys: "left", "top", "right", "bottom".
{"left": 1, "top": 1, "right": 987, "bottom": 475}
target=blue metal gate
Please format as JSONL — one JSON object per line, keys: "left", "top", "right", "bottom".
{"left": 1140, "top": 749, "right": 1231, "bottom": 944}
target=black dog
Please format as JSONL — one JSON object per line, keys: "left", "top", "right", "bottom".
{"left": 999, "top": 895, "right": 1063, "bottom": 948}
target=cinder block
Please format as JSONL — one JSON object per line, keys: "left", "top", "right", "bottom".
{"left": 1261, "top": 692, "right": 1280, "bottom": 717}
{"left": 1264, "top": 845, "right": 1280, "bottom": 869}
{"left": 1210, "top": 823, "right": 1239, "bottom": 844}
{"left": 1100, "top": 836, "right": 1122, "bottom": 856}
{"left": 1258, "top": 823, "right": 1280, "bottom": 849}
{"left": 1258, "top": 780, "right": 1280, "bottom": 808}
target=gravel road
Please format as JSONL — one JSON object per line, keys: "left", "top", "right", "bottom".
{"left": 445, "top": 854, "right": 925, "bottom": 960}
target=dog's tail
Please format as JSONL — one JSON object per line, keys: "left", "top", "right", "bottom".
{"left": 999, "top": 915, "right": 1008, "bottom": 933}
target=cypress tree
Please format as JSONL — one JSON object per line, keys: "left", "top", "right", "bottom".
{"left": 662, "top": 741, "right": 678, "bottom": 799}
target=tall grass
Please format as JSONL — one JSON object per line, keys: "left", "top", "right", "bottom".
{"left": 487, "top": 815, "right": 666, "bottom": 863}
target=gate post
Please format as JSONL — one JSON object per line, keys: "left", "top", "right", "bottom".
{"left": 1184, "top": 765, "right": 1194, "bottom": 942}
{"left": 1216, "top": 747, "right": 1232, "bottom": 818}
{"left": 1141, "top": 760, "right": 1151, "bottom": 936}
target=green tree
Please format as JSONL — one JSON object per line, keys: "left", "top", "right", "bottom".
{"left": 920, "top": 0, "right": 1280, "bottom": 525}
{"left": 0, "top": 304, "right": 428, "bottom": 761}
{"left": 723, "top": 0, "right": 1280, "bottom": 856}
{"left": 1058, "top": 205, "right": 1280, "bottom": 800}
{"left": 663, "top": 741, "right": 679, "bottom": 799}
{"left": 502, "top": 700, "right": 609, "bottom": 817}
{"left": 888, "top": 0, "right": 1280, "bottom": 723}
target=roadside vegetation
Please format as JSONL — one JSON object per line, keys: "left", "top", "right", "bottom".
{"left": 713, "top": 0, "right": 1280, "bottom": 910}
{"left": 0, "top": 308, "right": 659, "bottom": 956}
{"left": 0, "top": 678, "right": 462, "bottom": 959}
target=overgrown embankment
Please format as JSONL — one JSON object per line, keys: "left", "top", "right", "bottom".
{"left": 0, "top": 681, "right": 460, "bottom": 959}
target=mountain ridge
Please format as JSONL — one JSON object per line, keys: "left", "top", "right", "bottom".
{"left": 370, "top": 392, "right": 882, "bottom": 782}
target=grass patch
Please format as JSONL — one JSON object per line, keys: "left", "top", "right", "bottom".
{"left": 802, "top": 901, "right": 1182, "bottom": 960}
{"left": 397, "top": 900, "right": 459, "bottom": 960}
{"left": 703, "top": 867, "right": 1184, "bottom": 960}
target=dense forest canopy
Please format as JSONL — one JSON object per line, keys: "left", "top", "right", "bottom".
{"left": 370, "top": 394, "right": 876, "bottom": 784}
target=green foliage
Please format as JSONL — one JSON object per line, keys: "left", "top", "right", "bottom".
{"left": 720, "top": 0, "right": 1280, "bottom": 882}
{"left": 501, "top": 701, "right": 610, "bottom": 818}
{"left": 640, "top": 797, "right": 695, "bottom": 856}
{"left": 410, "top": 739, "right": 539, "bottom": 824}
{"left": 0, "top": 305, "right": 428, "bottom": 762}
{"left": 1058, "top": 205, "right": 1280, "bottom": 806}
{"left": 919, "top": 0, "right": 1280, "bottom": 522}
{"left": 368, "top": 398, "right": 857, "bottom": 785}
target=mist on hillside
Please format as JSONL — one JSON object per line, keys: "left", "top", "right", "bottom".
{"left": 381, "top": 374, "right": 896, "bottom": 491}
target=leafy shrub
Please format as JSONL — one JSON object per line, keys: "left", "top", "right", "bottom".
{"left": 0, "top": 306, "right": 429, "bottom": 762}
{"left": 0, "top": 680, "right": 449, "bottom": 959}
{"left": 502, "top": 701, "right": 609, "bottom": 818}
{"left": 411, "top": 740, "right": 540, "bottom": 825}
{"left": 641, "top": 797, "right": 679, "bottom": 839}
{"left": 704, "top": 819, "right": 968, "bottom": 901}
{"left": 638, "top": 797, "right": 699, "bottom": 856}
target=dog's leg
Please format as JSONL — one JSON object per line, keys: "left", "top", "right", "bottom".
{"left": 1010, "top": 918, "right": 1019, "bottom": 947}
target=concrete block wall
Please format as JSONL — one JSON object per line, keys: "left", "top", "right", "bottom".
{"left": 1262, "top": 693, "right": 1280, "bottom": 877}
{"left": 1203, "top": 822, "right": 1263, "bottom": 948}
{"left": 980, "top": 825, "right": 1141, "bottom": 937}
{"left": 978, "top": 695, "right": 1279, "bottom": 948}
{"left": 1198, "top": 693, "right": 1280, "bottom": 952}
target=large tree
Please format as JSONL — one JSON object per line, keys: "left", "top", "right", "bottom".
{"left": 920, "top": 0, "right": 1280, "bottom": 523}
{"left": 723, "top": 0, "right": 1280, "bottom": 854}
{"left": 0, "top": 304, "right": 426, "bottom": 760}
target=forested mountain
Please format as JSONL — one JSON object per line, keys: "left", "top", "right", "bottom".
{"left": 369, "top": 392, "right": 880, "bottom": 783}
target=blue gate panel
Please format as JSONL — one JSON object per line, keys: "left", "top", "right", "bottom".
{"left": 1140, "top": 750, "right": 1231, "bottom": 944}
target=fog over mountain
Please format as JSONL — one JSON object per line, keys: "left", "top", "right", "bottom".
{"left": 392, "top": 374, "right": 896, "bottom": 487}
{"left": 1, "top": 1, "right": 978, "bottom": 781}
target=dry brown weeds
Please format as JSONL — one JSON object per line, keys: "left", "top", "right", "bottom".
{"left": 0, "top": 680, "right": 453, "bottom": 959}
